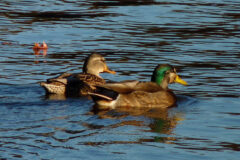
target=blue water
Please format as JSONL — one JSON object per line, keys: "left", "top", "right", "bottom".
{"left": 0, "top": 0, "right": 239, "bottom": 159}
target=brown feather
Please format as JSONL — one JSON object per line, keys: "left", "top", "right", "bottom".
{"left": 41, "top": 72, "right": 106, "bottom": 95}
{"left": 40, "top": 53, "right": 115, "bottom": 96}
{"left": 91, "top": 81, "right": 177, "bottom": 108}
{"left": 115, "top": 90, "right": 176, "bottom": 108}
{"left": 90, "top": 64, "right": 187, "bottom": 109}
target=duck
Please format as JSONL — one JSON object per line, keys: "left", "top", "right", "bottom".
{"left": 40, "top": 53, "right": 116, "bottom": 96}
{"left": 89, "top": 64, "right": 187, "bottom": 109}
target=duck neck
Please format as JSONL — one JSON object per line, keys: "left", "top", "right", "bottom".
{"left": 151, "top": 69, "right": 169, "bottom": 90}
{"left": 86, "top": 68, "right": 101, "bottom": 77}
{"left": 156, "top": 74, "right": 169, "bottom": 89}
{"left": 155, "top": 74, "right": 164, "bottom": 86}
{"left": 160, "top": 77, "right": 169, "bottom": 90}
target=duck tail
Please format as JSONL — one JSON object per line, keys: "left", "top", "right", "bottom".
{"left": 40, "top": 81, "right": 66, "bottom": 95}
{"left": 40, "top": 81, "right": 52, "bottom": 93}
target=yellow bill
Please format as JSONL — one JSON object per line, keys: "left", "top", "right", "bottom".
{"left": 175, "top": 75, "right": 188, "bottom": 86}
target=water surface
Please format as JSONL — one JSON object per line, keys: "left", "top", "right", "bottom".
{"left": 0, "top": 0, "right": 239, "bottom": 159}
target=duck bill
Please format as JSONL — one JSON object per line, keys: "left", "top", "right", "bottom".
{"left": 175, "top": 75, "right": 188, "bottom": 86}
{"left": 103, "top": 65, "right": 116, "bottom": 74}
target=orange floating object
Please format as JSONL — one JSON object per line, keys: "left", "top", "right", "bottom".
{"left": 41, "top": 41, "right": 48, "bottom": 49}
{"left": 33, "top": 42, "right": 41, "bottom": 49}
{"left": 33, "top": 41, "right": 48, "bottom": 50}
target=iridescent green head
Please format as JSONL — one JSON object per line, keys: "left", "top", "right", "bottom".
{"left": 151, "top": 64, "right": 187, "bottom": 87}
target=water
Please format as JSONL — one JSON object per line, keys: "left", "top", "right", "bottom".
{"left": 0, "top": 0, "right": 239, "bottom": 159}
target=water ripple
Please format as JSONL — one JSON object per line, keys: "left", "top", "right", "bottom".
{"left": 0, "top": 0, "right": 240, "bottom": 159}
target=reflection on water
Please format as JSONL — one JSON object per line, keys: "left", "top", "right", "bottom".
{"left": 0, "top": 0, "right": 240, "bottom": 159}
{"left": 33, "top": 47, "right": 47, "bottom": 64}
{"left": 82, "top": 105, "right": 184, "bottom": 145}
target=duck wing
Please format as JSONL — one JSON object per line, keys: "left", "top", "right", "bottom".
{"left": 47, "top": 72, "right": 72, "bottom": 85}
{"left": 74, "top": 73, "right": 106, "bottom": 86}
{"left": 99, "top": 81, "right": 163, "bottom": 94}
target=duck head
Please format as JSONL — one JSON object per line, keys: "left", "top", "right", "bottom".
{"left": 82, "top": 53, "right": 116, "bottom": 77}
{"left": 151, "top": 64, "right": 187, "bottom": 89}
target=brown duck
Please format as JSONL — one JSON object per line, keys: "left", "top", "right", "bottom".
{"left": 89, "top": 64, "right": 187, "bottom": 109}
{"left": 40, "top": 53, "right": 116, "bottom": 96}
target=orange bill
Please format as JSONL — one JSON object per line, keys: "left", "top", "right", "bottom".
{"left": 103, "top": 65, "right": 116, "bottom": 74}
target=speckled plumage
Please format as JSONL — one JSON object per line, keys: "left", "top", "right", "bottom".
{"left": 40, "top": 72, "right": 106, "bottom": 96}
{"left": 40, "top": 53, "right": 115, "bottom": 96}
